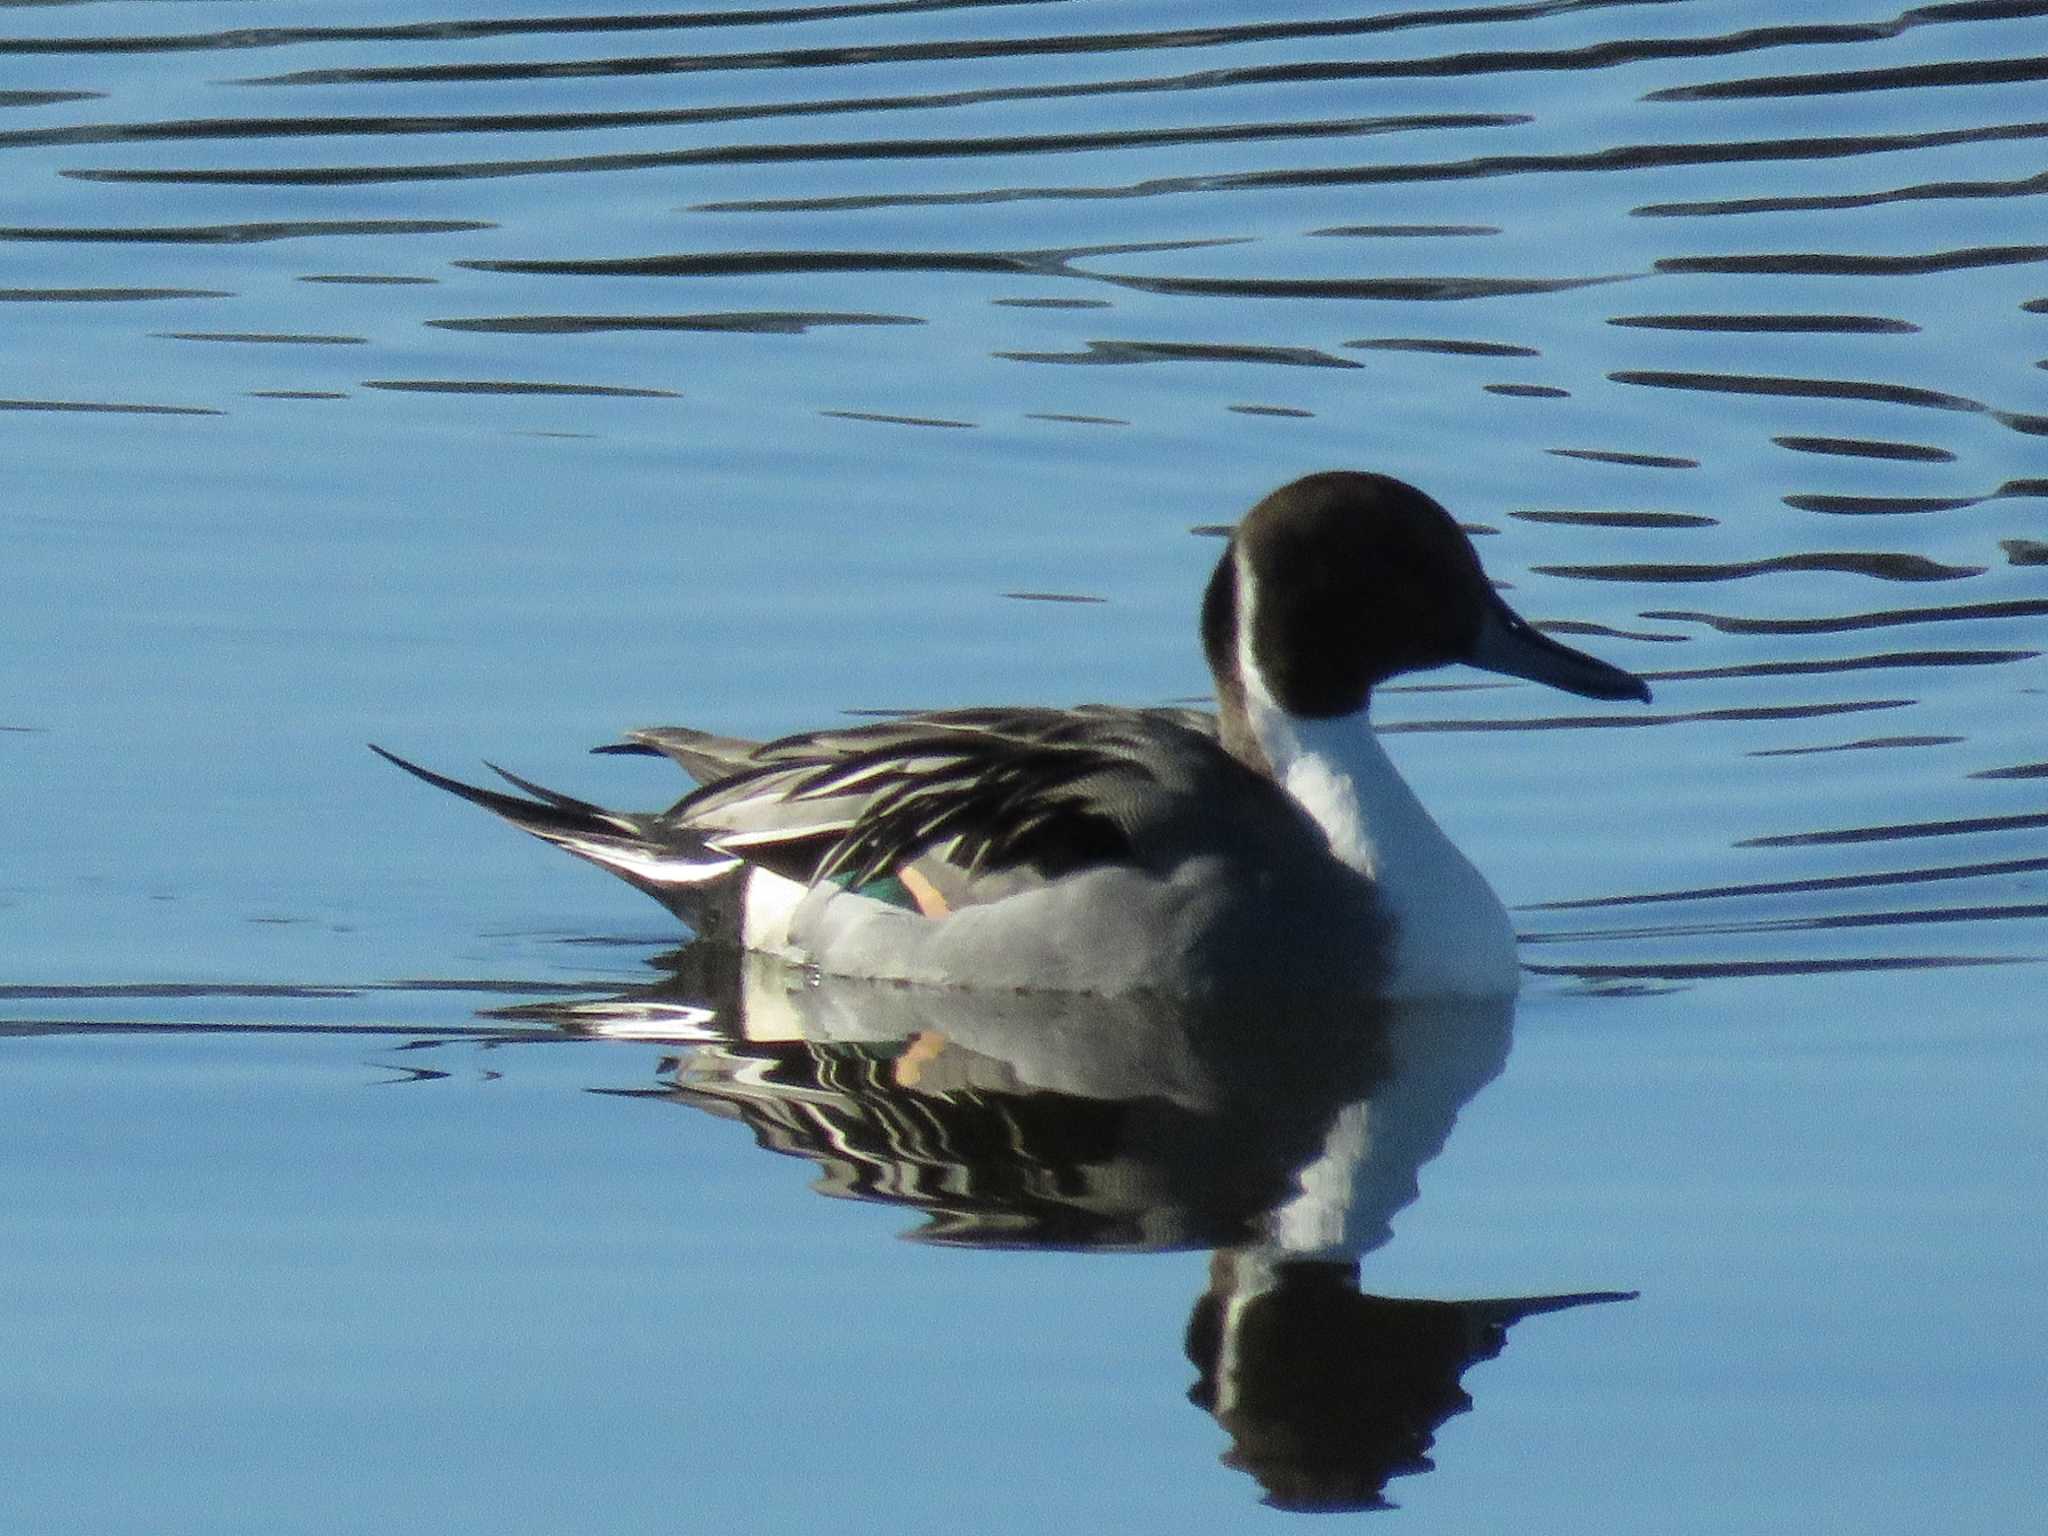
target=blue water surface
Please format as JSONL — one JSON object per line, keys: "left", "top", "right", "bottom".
{"left": 4, "top": 0, "right": 2045, "bottom": 1528}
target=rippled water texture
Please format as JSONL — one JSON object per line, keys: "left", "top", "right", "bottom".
{"left": 2, "top": 2, "right": 2044, "bottom": 1531}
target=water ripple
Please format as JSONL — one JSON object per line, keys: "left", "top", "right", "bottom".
{"left": 1771, "top": 435, "right": 1955, "bottom": 462}
{"left": 1643, "top": 599, "right": 2048, "bottom": 636}
{"left": 1645, "top": 51, "right": 2048, "bottom": 102}
{"left": 1656, "top": 244, "right": 2048, "bottom": 277}
{"left": 1534, "top": 553, "right": 1985, "bottom": 583}
{"left": 1611, "top": 313, "right": 1919, "bottom": 333}
{"left": 426, "top": 310, "right": 921, "bottom": 335}
{"left": 0, "top": 218, "right": 492, "bottom": 243}
{"left": 1609, "top": 369, "right": 1983, "bottom": 412}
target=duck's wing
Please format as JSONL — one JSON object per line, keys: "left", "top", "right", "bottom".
{"left": 604, "top": 706, "right": 1220, "bottom": 789}
{"left": 671, "top": 706, "right": 1226, "bottom": 899}
{"left": 374, "top": 706, "right": 1244, "bottom": 930}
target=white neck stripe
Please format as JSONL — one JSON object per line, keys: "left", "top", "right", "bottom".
{"left": 1234, "top": 549, "right": 1519, "bottom": 996}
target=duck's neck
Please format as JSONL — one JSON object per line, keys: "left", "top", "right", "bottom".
{"left": 1244, "top": 697, "right": 1431, "bottom": 880}
{"left": 1210, "top": 663, "right": 1275, "bottom": 777}
{"left": 1244, "top": 695, "right": 1521, "bottom": 997}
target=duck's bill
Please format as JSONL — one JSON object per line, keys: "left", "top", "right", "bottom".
{"left": 1469, "top": 598, "right": 1652, "bottom": 703}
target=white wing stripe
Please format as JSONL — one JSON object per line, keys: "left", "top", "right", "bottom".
{"left": 553, "top": 835, "right": 742, "bottom": 886}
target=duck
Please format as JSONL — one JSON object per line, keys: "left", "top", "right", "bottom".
{"left": 375, "top": 470, "right": 1649, "bottom": 999}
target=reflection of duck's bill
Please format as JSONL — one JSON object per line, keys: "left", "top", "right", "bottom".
{"left": 1469, "top": 594, "right": 1653, "bottom": 703}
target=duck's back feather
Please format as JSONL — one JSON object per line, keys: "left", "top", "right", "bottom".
{"left": 664, "top": 706, "right": 1243, "bottom": 904}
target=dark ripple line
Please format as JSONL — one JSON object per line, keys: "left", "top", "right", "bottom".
{"left": 820, "top": 408, "right": 975, "bottom": 428}
{"left": 0, "top": 981, "right": 355, "bottom": 1000}
{"left": 1525, "top": 854, "right": 2048, "bottom": 911}
{"left": 1536, "top": 619, "right": 1686, "bottom": 643}
{"left": 464, "top": 244, "right": 1152, "bottom": 278}
{"left": 1524, "top": 955, "right": 2022, "bottom": 980}
{"left": 1636, "top": 167, "right": 2048, "bottom": 217}
{"left": 1647, "top": 52, "right": 2048, "bottom": 101}
{"left": 0, "top": 89, "right": 98, "bottom": 106}
{"left": 1534, "top": 553, "right": 1983, "bottom": 583}
{"left": 1514, "top": 509, "right": 1716, "bottom": 527}
{"left": 1530, "top": 901, "right": 2048, "bottom": 943}
{"left": 1782, "top": 493, "right": 1983, "bottom": 515}
{"left": 0, "top": 397, "right": 221, "bottom": 416}
{"left": 158, "top": 330, "right": 365, "bottom": 344}
{"left": 1610, "top": 313, "right": 1918, "bottom": 333}
{"left": 1103, "top": 272, "right": 1618, "bottom": 302}
{"left": 0, "top": 285, "right": 232, "bottom": 301}
{"left": 1753, "top": 734, "right": 1963, "bottom": 755}
{"left": 1312, "top": 222, "right": 1502, "bottom": 237}
{"left": 1610, "top": 368, "right": 1981, "bottom": 411}
{"left": 0, "top": 977, "right": 604, "bottom": 1000}
{"left": 361, "top": 379, "right": 682, "bottom": 397}
{"left": 0, "top": 218, "right": 492, "bottom": 244}
{"left": 1349, "top": 336, "right": 1539, "bottom": 357}
{"left": 1643, "top": 598, "right": 2048, "bottom": 635}
{"left": 1644, "top": 648, "right": 2034, "bottom": 681}
{"left": 1543, "top": 449, "right": 1698, "bottom": 468}
{"left": 1741, "top": 810, "right": 2048, "bottom": 848}
{"left": 457, "top": 245, "right": 1621, "bottom": 304}
{"left": 995, "top": 340, "right": 1362, "bottom": 368}
{"left": 1773, "top": 434, "right": 1954, "bottom": 461}
{"left": 0, "top": 1020, "right": 557, "bottom": 1039}
{"left": 301, "top": 274, "right": 439, "bottom": 286}
{"left": 1658, "top": 244, "right": 2048, "bottom": 276}
{"left": 1385, "top": 698, "right": 1911, "bottom": 733}
{"left": 211, "top": 1, "right": 2048, "bottom": 87}
{"left": 426, "top": 309, "right": 922, "bottom": 335}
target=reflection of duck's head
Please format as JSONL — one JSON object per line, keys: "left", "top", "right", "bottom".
{"left": 1186, "top": 1255, "right": 1635, "bottom": 1513}
{"left": 378, "top": 469, "right": 1649, "bottom": 1000}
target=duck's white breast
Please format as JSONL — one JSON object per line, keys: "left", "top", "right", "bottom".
{"left": 1251, "top": 707, "right": 1521, "bottom": 998}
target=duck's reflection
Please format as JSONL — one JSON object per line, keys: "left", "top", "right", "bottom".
{"left": 1186, "top": 1259, "right": 1625, "bottom": 1511}
{"left": 507, "top": 946, "right": 1631, "bottom": 1512}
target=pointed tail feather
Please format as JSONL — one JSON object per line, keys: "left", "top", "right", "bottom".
{"left": 485, "top": 759, "right": 616, "bottom": 817}
{"left": 370, "top": 745, "right": 746, "bottom": 932}
{"left": 372, "top": 745, "right": 632, "bottom": 839}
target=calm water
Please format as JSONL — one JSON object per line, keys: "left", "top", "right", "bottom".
{"left": 3, "top": 0, "right": 2044, "bottom": 1528}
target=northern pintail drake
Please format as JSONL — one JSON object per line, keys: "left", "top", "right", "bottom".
{"left": 376, "top": 471, "right": 1648, "bottom": 999}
